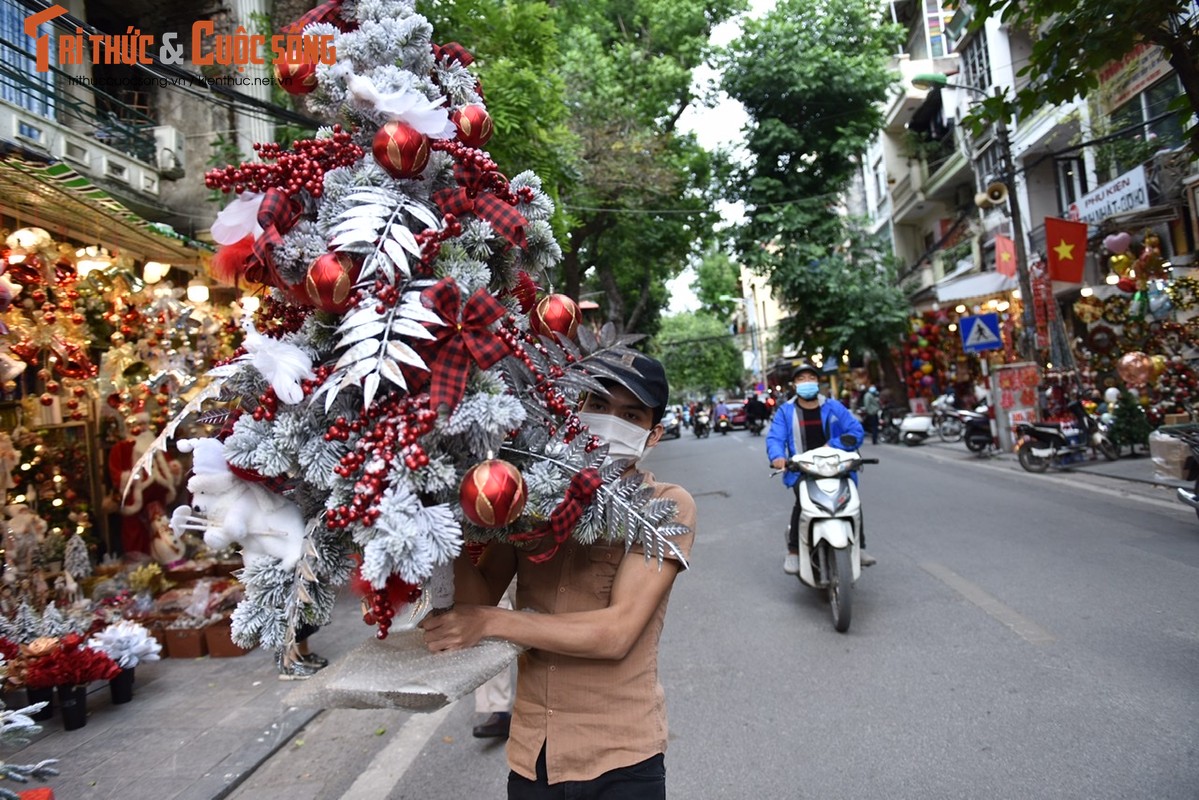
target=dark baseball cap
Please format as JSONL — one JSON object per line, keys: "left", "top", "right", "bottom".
{"left": 792, "top": 362, "right": 820, "bottom": 379}
{"left": 592, "top": 351, "right": 670, "bottom": 424}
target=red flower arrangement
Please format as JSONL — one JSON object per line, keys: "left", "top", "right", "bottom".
{"left": 23, "top": 633, "right": 121, "bottom": 689}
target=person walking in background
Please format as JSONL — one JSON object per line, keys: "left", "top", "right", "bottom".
{"left": 861, "top": 385, "right": 881, "bottom": 445}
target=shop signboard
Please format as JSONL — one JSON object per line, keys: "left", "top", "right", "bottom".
{"left": 1096, "top": 43, "right": 1173, "bottom": 116}
{"left": 993, "top": 362, "right": 1040, "bottom": 452}
{"left": 1067, "top": 165, "right": 1149, "bottom": 227}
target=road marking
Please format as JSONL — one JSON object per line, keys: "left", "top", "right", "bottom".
{"left": 921, "top": 561, "right": 1056, "bottom": 645}
{"left": 339, "top": 704, "right": 453, "bottom": 799}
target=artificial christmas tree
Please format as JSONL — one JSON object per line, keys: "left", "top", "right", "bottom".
{"left": 145, "top": 0, "right": 687, "bottom": 694}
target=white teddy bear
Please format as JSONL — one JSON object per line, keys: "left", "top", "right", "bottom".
{"left": 170, "top": 439, "right": 306, "bottom": 570}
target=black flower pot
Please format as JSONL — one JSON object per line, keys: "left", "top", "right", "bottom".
{"left": 24, "top": 687, "right": 54, "bottom": 721}
{"left": 109, "top": 667, "right": 135, "bottom": 705}
{"left": 56, "top": 684, "right": 87, "bottom": 731}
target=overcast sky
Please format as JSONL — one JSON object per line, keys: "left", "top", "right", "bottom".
{"left": 665, "top": 0, "right": 775, "bottom": 314}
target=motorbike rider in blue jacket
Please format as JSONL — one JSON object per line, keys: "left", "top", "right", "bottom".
{"left": 766, "top": 362, "right": 874, "bottom": 573}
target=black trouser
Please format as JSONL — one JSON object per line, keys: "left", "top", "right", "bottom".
{"left": 509, "top": 745, "right": 665, "bottom": 800}
{"left": 864, "top": 412, "right": 879, "bottom": 444}
{"left": 787, "top": 481, "right": 865, "bottom": 551}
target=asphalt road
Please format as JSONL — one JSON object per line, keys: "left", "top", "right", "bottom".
{"left": 232, "top": 427, "right": 1199, "bottom": 799}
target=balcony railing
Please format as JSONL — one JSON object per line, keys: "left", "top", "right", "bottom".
{"left": 0, "top": 38, "right": 156, "bottom": 164}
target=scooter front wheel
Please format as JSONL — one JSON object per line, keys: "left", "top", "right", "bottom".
{"left": 938, "top": 417, "right": 964, "bottom": 442}
{"left": 1017, "top": 441, "right": 1051, "bottom": 473}
{"left": 1098, "top": 438, "right": 1118, "bottom": 462}
{"left": 824, "top": 544, "right": 852, "bottom": 633}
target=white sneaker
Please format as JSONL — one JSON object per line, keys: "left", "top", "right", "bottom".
{"left": 783, "top": 553, "right": 800, "bottom": 574}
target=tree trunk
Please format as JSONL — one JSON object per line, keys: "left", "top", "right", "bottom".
{"left": 561, "top": 214, "right": 613, "bottom": 299}
{"left": 875, "top": 345, "right": 907, "bottom": 407}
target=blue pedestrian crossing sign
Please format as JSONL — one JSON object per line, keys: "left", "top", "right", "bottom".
{"left": 960, "top": 313, "right": 1003, "bottom": 353}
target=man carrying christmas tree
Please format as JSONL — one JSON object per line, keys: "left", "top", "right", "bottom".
{"left": 421, "top": 352, "right": 695, "bottom": 799}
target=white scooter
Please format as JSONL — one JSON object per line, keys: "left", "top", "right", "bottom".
{"left": 898, "top": 413, "right": 935, "bottom": 446}
{"left": 777, "top": 435, "right": 878, "bottom": 632}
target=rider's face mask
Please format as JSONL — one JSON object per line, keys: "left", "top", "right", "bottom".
{"left": 794, "top": 380, "right": 819, "bottom": 400}
{"left": 578, "top": 411, "right": 651, "bottom": 463}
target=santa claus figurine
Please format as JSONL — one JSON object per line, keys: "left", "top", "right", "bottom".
{"left": 108, "top": 412, "right": 181, "bottom": 557}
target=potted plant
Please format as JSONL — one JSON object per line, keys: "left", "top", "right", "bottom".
{"left": 87, "top": 621, "right": 162, "bottom": 703}
{"left": 22, "top": 634, "right": 120, "bottom": 730}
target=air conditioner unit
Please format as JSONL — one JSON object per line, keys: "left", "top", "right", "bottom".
{"left": 151, "top": 125, "right": 185, "bottom": 179}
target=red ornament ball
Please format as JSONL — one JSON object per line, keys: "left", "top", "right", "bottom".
{"left": 459, "top": 459, "right": 527, "bottom": 528}
{"left": 451, "top": 105, "right": 493, "bottom": 148}
{"left": 305, "top": 253, "right": 360, "bottom": 314}
{"left": 529, "top": 294, "right": 582, "bottom": 341}
{"left": 274, "top": 56, "right": 318, "bottom": 95}
{"left": 372, "top": 121, "right": 430, "bottom": 180}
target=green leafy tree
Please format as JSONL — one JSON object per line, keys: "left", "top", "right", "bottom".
{"left": 719, "top": 0, "right": 904, "bottom": 376}
{"left": 555, "top": 0, "right": 744, "bottom": 336}
{"left": 692, "top": 247, "right": 741, "bottom": 319}
{"left": 653, "top": 312, "right": 744, "bottom": 399}
{"left": 963, "top": 0, "right": 1199, "bottom": 157}
{"left": 418, "top": 0, "right": 578, "bottom": 234}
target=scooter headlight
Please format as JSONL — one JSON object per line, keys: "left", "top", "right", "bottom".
{"left": 799, "top": 453, "right": 844, "bottom": 478}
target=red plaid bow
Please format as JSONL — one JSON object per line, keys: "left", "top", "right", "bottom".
{"left": 511, "top": 468, "right": 603, "bottom": 562}
{"left": 248, "top": 189, "right": 300, "bottom": 288}
{"left": 430, "top": 42, "right": 485, "bottom": 101}
{"left": 432, "top": 162, "right": 528, "bottom": 249}
{"left": 420, "top": 278, "right": 512, "bottom": 409}
{"left": 431, "top": 42, "right": 474, "bottom": 67}
{"left": 287, "top": 0, "right": 355, "bottom": 33}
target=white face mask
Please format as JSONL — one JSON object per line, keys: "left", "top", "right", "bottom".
{"left": 578, "top": 411, "right": 651, "bottom": 463}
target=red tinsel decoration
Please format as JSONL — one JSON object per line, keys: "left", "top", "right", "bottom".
{"left": 211, "top": 235, "right": 256, "bottom": 285}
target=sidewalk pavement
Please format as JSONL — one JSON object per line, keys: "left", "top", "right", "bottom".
{"left": 4, "top": 444, "right": 1189, "bottom": 800}
{"left": 4, "top": 593, "right": 374, "bottom": 800}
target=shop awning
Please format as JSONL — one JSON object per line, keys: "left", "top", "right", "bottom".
{"left": 934, "top": 270, "right": 1018, "bottom": 304}
{"left": 0, "top": 150, "right": 209, "bottom": 267}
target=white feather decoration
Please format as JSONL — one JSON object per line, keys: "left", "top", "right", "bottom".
{"left": 211, "top": 192, "right": 265, "bottom": 245}
{"left": 239, "top": 323, "right": 316, "bottom": 405}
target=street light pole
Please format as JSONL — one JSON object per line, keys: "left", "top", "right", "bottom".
{"left": 992, "top": 100, "right": 1037, "bottom": 359}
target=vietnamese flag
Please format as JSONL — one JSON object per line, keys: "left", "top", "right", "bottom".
{"left": 1044, "top": 217, "right": 1088, "bottom": 283}
{"left": 994, "top": 234, "right": 1016, "bottom": 277}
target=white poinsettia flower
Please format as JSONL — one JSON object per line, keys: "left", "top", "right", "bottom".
{"left": 343, "top": 73, "right": 455, "bottom": 138}
{"left": 211, "top": 193, "right": 266, "bottom": 245}
{"left": 239, "top": 323, "right": 315, "bottom": 405}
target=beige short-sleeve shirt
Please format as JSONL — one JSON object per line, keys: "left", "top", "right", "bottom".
{"left": 506, "top": 472, "right": 696, "bottom": 783}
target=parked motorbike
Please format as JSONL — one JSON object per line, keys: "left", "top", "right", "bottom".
{"left": 1014, "top": 400, "right": 1119, "bottom": 472}
{"left": 898, "top": 413, "right": 935, "bottom": 446}
{"left": 879, "top": 406, "right": 906, "bottom": 445}
{"left": 775, "top": 434, "right": 878, "bottom": 632}
{"left": 693, "top": 411, "right": 710, "bottom": 438}
{"left": 960, "top": 405, "right": 994, "bottom": 453}
{"left": 715, "top": 414, "right": 731, "bottom": 435}
{"left": 932, "top": 392, "right": 963, "bottom": 442}
{"left": 1167, "top": 428, "right": 1199, "bottom": 521}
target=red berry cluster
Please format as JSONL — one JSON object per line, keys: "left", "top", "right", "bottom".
{"left": 252, "top": 386, "right": 279, "bottom": 421}
{"left": 257, "top": 293, "right": 311, "bottom": 337}
{"left": 324, "top": 392, "right": 438, "bottom": 530}
{"left": 496, "top": 319, "right": 595, "bottom": 448}
{"left": 413, "top": 213, "right": 464, "bottom": 268}
{"left": 430, "top": 140, "right": 536, "bottom": 207}
{"left": 204, "top": 126, "right": 362, "bottom": 197}
{"left": 361, "top": 581, "right": 422, "bottom": 639}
